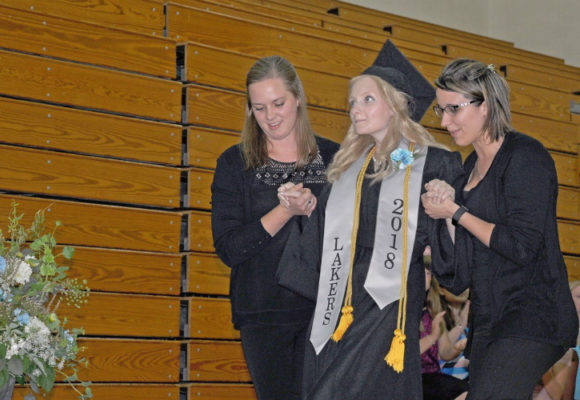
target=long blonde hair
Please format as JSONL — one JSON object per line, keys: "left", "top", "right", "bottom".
{"left": 240, "top": 56, "right": 317, "bottom": 169}
{"left": 327, "top": 75, "right": 445, "bottom": 183}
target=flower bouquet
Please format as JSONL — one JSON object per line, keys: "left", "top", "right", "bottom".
{"left": 0, "top": 201, "right": 91, "bottom": 399}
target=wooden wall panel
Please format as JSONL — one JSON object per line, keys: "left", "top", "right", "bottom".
{"left": 189, "top": 297, "right": 238, "bottom": 339}
{"left": 186, "top": 253, "right": 230, "bottom": 296}
{"left": 77, "top": 338, "right": 181, "bottom": 382}
{"left": 0, "top": 145, "right": 182, "bottom": 207}
{"left": 0, "top": 194, "right": 183, "bottom": 252}
{"left": 187, "top": 340, "right": 250, "bottom": 382}
{"left": 63, "top": 247, "right": 183, "bottom": 295}
{"left": 0, "top": 49, "right": 181, "bottom": 122}
{"left": 60, "top": 292, "right": 181, "bottom": 337}
{"left": 14, "top": 384, "right": 180, "bottom": 400}
{"left": 188, "top": 211, "right": 214, "bottom": 253}
{"left": 0, "top": 0, "right": 166, "bottom": 36}
{"left": 0, "top": 5, "right": 175, "bottom": 78}
{"left": 0, "top": 98, "right": 182, "bottom": 165}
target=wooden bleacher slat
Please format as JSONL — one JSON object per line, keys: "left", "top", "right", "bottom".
{"left": 14, "top": 384, "right": 181, "bottom": 400}
{"left": 328, "top": 0, "right": 575, "bottom": 72}
{"left": 444, "top": 44, "right": 579, "bottom": 83}
{"left": 77, "top": 338, "right": 181, "bottom": 382}
{"left": 0, "top": 49, "right": 181, "bottom": 122}
{"left": 187, "top": 127, "right": 239, "bottom": 169}
{"left": 187, "top": 253, "right": 230, "bottom": 296}
{"left": 0, "top": 98, "right": 182, "bottom": 165}
{"left": 328, "top": 0, "right": 515, "bottom": 49}
{"left": 166, "top": 3, "right": 450, "bottom": 79}
{"left": 429, "top": 112, "right": 578, "bottom": 156}
{"left": 189, "top": 211, "right": 213, "bottom": 252}
{"left": 189, "top": 168, "right": 213, "bottom": 210}
{"left": 565, "top": 256, "right": 580, "bottom": 282}
{"left": 184, "top": 84, "right": 349, "bottom": 143}
{"left": 171, "top": 0, "right": 386, "bottom": 50}
{"left": 183, "top": 43, "right": 349, "bottom": 111}
{"left": 0, "top": 194, "right": 183, "bottom": 252}
{"left": 165, "top": 2, "right": 365, "bottom": 75}
{"left": 502, "top": 65, "right": 580, "bottom": 94}
{"left": 0, "top": 145, "right": 182, "bottom": 207}
{"left": 511, "top": 82, "right": 571, "bottom": 123}
{"left": 0, "top": 0, "right": 166, "bottom": 36}
{"left": 308, "top": 108, "right": 350, "bottom": 143}
{"left": 188, "top": 383, "right": 257, "bottom": 400}
{"left": 553, "top": 152, "right": 579, "bottom": 187}
{"left": 187, "top": 340, "right": 250, "bottom": 382}
{"left": 511, "top": 113, "right": 578, "bottom": 154}
{"left": 63, "top": 247, "right": 183, "bottom": 295}
{"left": 559, "top": 221, "right": 580, "bottom": 255}
{"left": 558, "top": 187, "right": 580, "bottom": 221}
{"left": 189, "top": 297, "right": 239, "bottom": 339}
{"left": 0, "top": 5, "right": 176, "bottom": 78}
{"left": 60, "top": 292, "right": 181, "bottom": 337}
{"left": 184, "top": 84, "right": 245, "bottom": 128}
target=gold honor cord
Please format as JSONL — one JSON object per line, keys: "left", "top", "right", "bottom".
{"left": 385, "top": 142, "right": 415, "bottom": 373}
{"left": 331, "top": 146, "right": 376, "bottom": 342}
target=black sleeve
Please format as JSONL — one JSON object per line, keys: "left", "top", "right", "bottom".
{"left": 211, "top": 148, "right": 272, "bottom": 267}
{"left": 276, "top": 185, "right": 330, "bottom": 301}
{"left": 426, "top": 149, "right": 472, "bottom": 295}
{"left": 489, "top": 141, "right": 556, "bottom": 266}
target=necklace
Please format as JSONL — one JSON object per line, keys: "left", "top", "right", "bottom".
{"left": 470, "top": 160, "right": 485, "bottom": 183}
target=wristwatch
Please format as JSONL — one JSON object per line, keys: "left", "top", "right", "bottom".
{"left": 451, "top": 205, "right": 468, "bottom": 226}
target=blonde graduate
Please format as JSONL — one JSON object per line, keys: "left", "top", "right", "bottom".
{"left": 327, "top": 74, "right": 445, "bottom": 185}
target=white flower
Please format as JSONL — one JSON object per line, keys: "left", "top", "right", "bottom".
{"left": 13, "top": 257, "right": 34, "bottom": 285}
{"left": 26, "top": 316, "right": 51, "bottom": 339}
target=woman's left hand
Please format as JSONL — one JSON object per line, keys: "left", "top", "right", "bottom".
{"left": 421, "top": 194, "right": 457, "bottom": 220}
{"left": 424, "top": 179, "right": 455, "bottom": 204}
{"left": 278, "top": 182, "right": 317, "bottom": 217}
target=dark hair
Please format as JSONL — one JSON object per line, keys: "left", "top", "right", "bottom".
{"left": 435, "top": 58, "right": 512, "bottom": 142}
{"left": 241, "top": 56, "right": 317, "bottom": 169}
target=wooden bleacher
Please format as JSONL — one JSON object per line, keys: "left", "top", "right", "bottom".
{"left": 1, "top": 0, "right": 578, "bottom": 399}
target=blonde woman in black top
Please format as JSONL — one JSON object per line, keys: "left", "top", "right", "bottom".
{"left": 423, "top": 58, "right": 578, "bottom": 400}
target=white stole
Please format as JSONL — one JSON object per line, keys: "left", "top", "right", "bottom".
{"left": 309, "top": 143, "right": 427, "bottom": 354}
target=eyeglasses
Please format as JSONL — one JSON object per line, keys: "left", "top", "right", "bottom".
{"left": 433, "top": 100, "right": 479, "bottom": 118}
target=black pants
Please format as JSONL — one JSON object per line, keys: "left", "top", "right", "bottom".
{"left": 240, "top": 323, "right": 308, "bottom": 400}
{"left": 423, "top": 372, "right": 469, "bottom": 400}
{"left": 466, "top": 330, "right": 566, "bottom": 400}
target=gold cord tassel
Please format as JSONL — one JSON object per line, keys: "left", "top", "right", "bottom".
{"left": 330, "top": 147, "right": 375, "bottom": 343}
{"left": 384, "top": 143, "right": 414, "bottom": 373}
{"left": 385, "top": 328, "right": 406, "bottom": 373}
{"left": 331, "top": 305, "right": 354, "bottom": 342}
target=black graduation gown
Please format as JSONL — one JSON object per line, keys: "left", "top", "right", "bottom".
{"left": 277, "top": 147, "right": 464, "bottom": 400}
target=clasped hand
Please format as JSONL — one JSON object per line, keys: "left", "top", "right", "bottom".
{"left": 277, "top": 182, "right": 317, "bottom": 217}
{"left": 421, "top": 179, "right": 456, "bottom": 219}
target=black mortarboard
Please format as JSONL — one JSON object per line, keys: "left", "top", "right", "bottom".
{"left": 362, "top": 40, "right": 435, "bottom": 122}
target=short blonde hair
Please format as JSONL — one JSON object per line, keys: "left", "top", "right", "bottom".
{"left": 435, "top": 58, "right": 512, "bottom": 142}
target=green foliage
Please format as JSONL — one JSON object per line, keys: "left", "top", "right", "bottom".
{"left": 0, "top": 201, "right": 91, "bottom": 399}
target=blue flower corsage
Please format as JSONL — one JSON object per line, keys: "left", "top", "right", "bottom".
{"left": 390, "top": 148, "right": 415, "bottom": 170}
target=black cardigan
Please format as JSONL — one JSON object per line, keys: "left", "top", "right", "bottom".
{"left": 449, "top": 131, "right": 578, "bottom": 349}
{"left": 211, "top": 136, "right": 339, "bottom": 328}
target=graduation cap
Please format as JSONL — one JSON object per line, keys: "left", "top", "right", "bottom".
{"left": 362, "top": 40, "right": 435, "bottom": 122}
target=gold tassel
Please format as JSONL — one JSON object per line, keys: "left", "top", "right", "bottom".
{"left": 331, "top": 305, "right": 354, "bottom": 342}
{"left": 383, "top": 143, "right": 414, "bottom": 373}
{"left": 385, "top": 328, "right": 406, "bottom": 373}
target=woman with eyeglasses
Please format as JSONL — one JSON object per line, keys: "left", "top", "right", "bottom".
{"left": 421, "top": 58, "right": 578, "bottom": 399}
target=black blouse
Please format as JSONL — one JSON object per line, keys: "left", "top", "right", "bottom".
{"left": 454, "top": 131, "right": 578, "bottom": 348}
{"left": 211, "top": 136, "right": 339, "bottom": 328}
